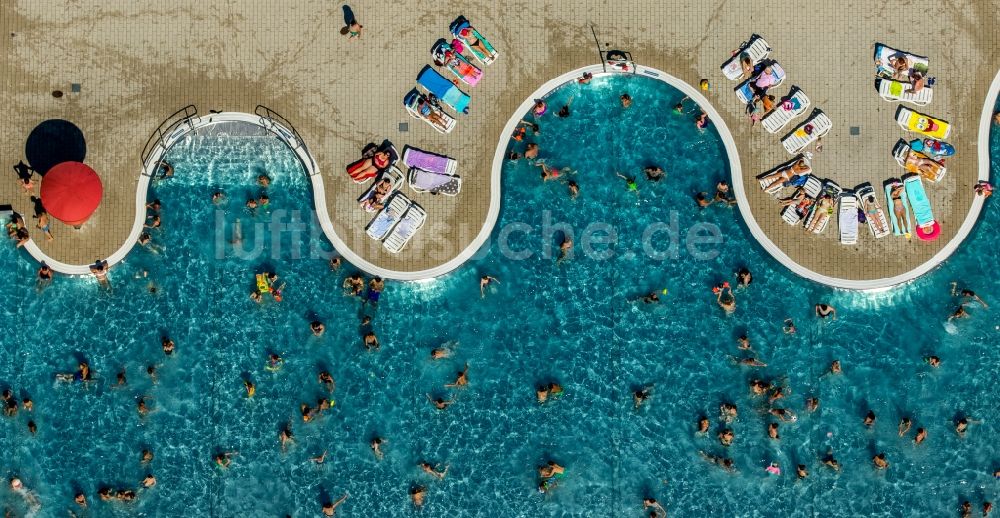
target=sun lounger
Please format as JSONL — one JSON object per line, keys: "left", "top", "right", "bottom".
{"left": 782, "top": 111, "right": 832, "bottom": 154}
{"left": 856, "top": 183, "right": 890, "bottom": 239}
{"left": 896, "top": 107, "right": 950, "bottom": 139}
{"left": 358, "top": 166, "right": 404, "bottom": 212}
{"left": 877, "top": 78, "right": 933, "bottom": 106}
{"left": 735, "top": 62, "right": 785, "bottom": 104}
{"left": 781, "top": 175, "right": 822, "bottom": 225}
{"left": 839, "top": 192, "right": 858, "bottom": 245}
{"left": 804, "top": 180, "right": 842, "bottom": 234}
{"left": 409, "top": 168, "right": 461, "bottom": 196}
{"left": 762, "top": 87, "right": 810, "bottom": 134}
{"left": 450, "top": 17, "right": 497, "bottom": 65}
{"left": 404, "top": 89, "right": 457, "bottom": 134}
{"left": 432, "top": 40, "right": 482, "bottom": 86}
{"left": 402, "top": 147, "right": 458, "bottom": 176}
{"left": 346, "top": 143, "right": 398, "bottom": 184}
{"left": 366, "top": 193, "right": 411, "bottom": 241}
{"left": 874, "top": 44, "right": 929, "bottom": 81}
{"left": 721, "top": 34, "right": 771, "bottom": 80}
{"left": 383, "top": 203, "right": 427, "bottom": 253}
{"left": 417, "top": 66, "right": 471, "bottom": 114}
{"left": 884, "top": 179, "right": 913, "bottom": 237}
{"left": 893, "top": 139, "right": 947, "bottom": 183}
{"left": 904, "top": 174, "right": 941, "bottom": 241}
{"left": 758, "top": 155, "right": 811, "bottom": 195}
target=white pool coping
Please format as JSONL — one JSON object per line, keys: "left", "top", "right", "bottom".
{"left": 21, "top": 67, "right": 993, "bottom": 286}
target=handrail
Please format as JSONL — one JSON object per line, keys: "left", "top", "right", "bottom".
{"left": 254, "top": 105, "right": 318, "bottom": 175}
{"left": 139, "top": 105, "right": 198, "bottom": 171}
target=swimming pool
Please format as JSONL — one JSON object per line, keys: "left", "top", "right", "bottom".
{"left": 0, "top": 74, "right": 996, "bottom": 516}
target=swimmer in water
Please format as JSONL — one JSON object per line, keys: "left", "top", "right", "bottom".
{"left": 717, "top": 428, "right": 734, "bottom": 446}
{"left": 329, "top": 256, "right": 341, "bottom": 270}
{"left": 363, "top": 332, "right": 380, "bottom": 351}
{"left": 615, "top": 172, "right": 639, "bottom": 194}
{"left": 872, "top": 453, "right": 889, "bottom": 469}
{"left": 161, "top": 336, "right": 175, "bottom": 356}
{"left": 698, "top": 451, "right": 735, "bottom": 472}
{"left": 318, "top": 371, "right": 335, "bottom": 392}
{"left": 720, "top": 403, "right": 738, "bottom": 423}
{"left": 735, "top": 268, "right": 753, "bottom": 287}
{"left": 420, "top": 462, "right": 449, "bottom": 479}
{"left": 768, "top": 422, "right": 780, "bottom": 440}
{"left": 142, "top": 474, "right": 156, "bottom": 488}
{"left": 431, "top": 343, "right": 455, "bottom": 360}
{"left": 310, "top": 320, "right": 325, "bottom": 336}
{"left": 633, "top": 386, "right": 652, "bottom": 409}
{"left": 826, "top": 360, "right": 842, "bottom": 376}
{"left": 243, "top": 379, "right": 255, "bottom": 398}
{"left": 214, "top": 451, "right": 237, "bottom": 468}
{"left": 914, "top": 427, "right": 927, "bottom": 445}
{"left": 142, "top": 449, "right": 154, "bottom": 464}
{"left": 567, "top": 180, "right": 579, "bottom": 199}
{"left": 822, "top": 453, "right": 840, "bottom": 471}
{"left": 783, "top": 319, "right": 797, "bottom": 334}
{"left": 410, "top": 485, "right": 426, "bottom": 507}
{"left": 445, "top": 363, "right": 469, "bottom": 388}
{"left": 951, "top": 282, "right": 989, "bottom": 308}
{"left": 697, "top": 416, "right": 710, "bottom": 434}
{"left": 863, "top": 410, "right": 876, "bottom": 427}
{"left": 948, "top": 305, "right": 969, "bottom": 322}
{"left": 370, "top": 437, "right": 385, "bottom": 460}
{"left": 737, "top": 335, "right": 752, "bottom": 350}
{"left": 715, "top": 283, "right": 736, "bottom": 313}
{"left": 321, "top": 494, "right": 348, "bottom": 516}
{"left": 427, "top": 395, "right": 454, "bottom": 410}
{"left": 796, "top": 464, "right": 808, "bottom": 479}
{"left": 815, "top": 303, "right": 837, "bottom": 320}
{"left": 267, "top": 353, "right": 284, "bottom": 371}
{"left": 480, "top": 275, "right": 500, "bottom": 298}
{"left": 643, "top": 498, "right": 666, "bottom": 515}
{"left": 924, "top": 355, "right": 941, "bottom": 367}
{"left": 898, "top": 417, "right": 912, "bottom": 437}
{"left": 620, "top": 93, "right": 632, "bottom": 108}
{"left": 279, "top": 423, "right": 295, "bottom": 451}
{"left": 731, "top": 356, "right": 767, "bottom": 368}
{"left": 695, "top": 191, "right": 713, "bottom": 207}
{"left": 557, "top": 235, "right": 573, "bottom": 263}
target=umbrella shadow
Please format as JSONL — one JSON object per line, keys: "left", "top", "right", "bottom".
{"left": 25, "top": 119, "right": 86, "bottom": 175}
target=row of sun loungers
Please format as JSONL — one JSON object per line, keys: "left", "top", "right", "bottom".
{"left": 403, "top": 16, "right": 498, "bottom": 133}
{"left": 365, "top": 193, "right": 428, "bottom": 253}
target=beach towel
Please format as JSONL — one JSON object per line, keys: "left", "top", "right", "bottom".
{"left": 904, "top": 174, "right": 941, "bottom": 241}
{"left": 409, "top": 168, "right": 462, "bottom": 196}
{"left": 402, "top": 147, "right": 457, "bottom": 175}
{"left": 417, "top": 66, "right": 471, "bottom": 114}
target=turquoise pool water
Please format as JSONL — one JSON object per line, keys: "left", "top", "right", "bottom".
{"left": 1, "top": 75, "right": 997, "bottom": 517}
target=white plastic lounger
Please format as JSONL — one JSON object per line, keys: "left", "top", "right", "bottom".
{"left": 856, "top": 184, "right": 891, "bottom": 239}
{"left": 892, "top": 139, "right": 947, "bottom": 182}
{"left": 762, "top": 87, "right": 810, "bottom": 134}
{"left": 721, "top": 34, "right": 771, "bottom": 80}
{"left": 874, "top": 44, "right": 928, "bottom": 81}
{"left": 383, "top": 203, "right": 427, "bottom": 253}
{"left": 878, "top": 78, "right": 933, "bottom": 106}
{"left": 782, "top": 111, "right": 832, "bottom": 154}
{"left": 758, "top": 155, "right": 811, "bottom": 195}
{"left": 409, "top": 168, "right": 461, "bottom": 196}
{"left": 803, "top": 181, "right": 842, "bottom": 234}
{"left": 403, "top": 89, "right": 457, "bottom": 134}
{"left": 780, "top": 175, "right": 822, "bottom": 225}
{"left": 735, "top": 63, "right": 785, "bottom": 104}
{"left": 839, "top": 193, "right": 858, "bottom": 245}
{"left": 366, "top": 194, "right": 411, "bottom": 241}
{"left": 357, "top": 167, "right": 404, "bottom": 212}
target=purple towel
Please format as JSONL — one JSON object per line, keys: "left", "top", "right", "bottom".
{"left": 404, "top": 148, "right": 453, "bottom": 175}
{"left": 411, "top": 169, "right": 452, "bottom": 190}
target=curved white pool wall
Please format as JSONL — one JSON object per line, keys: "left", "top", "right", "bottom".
{"left": 23, "top": 66, "right": 993, "bottom": 286}
{"left": 21, "top": 113, "right": 321, "bottom": 276}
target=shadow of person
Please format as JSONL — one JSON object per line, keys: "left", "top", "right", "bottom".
{"left": 25, "top": 119, "right": 86, "bottom": 175}
{"left": 342, "top": 5, "right": 356, "bottom": 27}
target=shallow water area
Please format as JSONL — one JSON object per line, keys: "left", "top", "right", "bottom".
{"left": 0, "top": 77, "right": 997, "bottom": 516}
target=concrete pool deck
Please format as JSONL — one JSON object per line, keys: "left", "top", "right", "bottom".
{"left": 0, "top": 0, "right": 996, "bottom": 286}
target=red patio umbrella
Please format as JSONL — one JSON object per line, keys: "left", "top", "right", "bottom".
{"left": 40, "top": 161, "right": 103, "bottom": 227}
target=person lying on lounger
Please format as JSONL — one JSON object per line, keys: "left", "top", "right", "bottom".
{"left": 417, "top": 98, "right": 448, "bottom": 128}
{"left": 436, "top": 48, "right": 482, "bottom": 80}
{"left": 759, "top": 159, "right": 809, "bottom": 187}
{"left": 457, "top": 26, "right": 491, "bottom": 58}
{"left": 779, "top": 188, "right": 808, "bottom": 208}
{"left": 905, "top": 152, "right": 940, "bottom": 176}
{"left": 863, "top": 196, "right": 888, "bottom": 235}
{"left": 805, "top": 195, "right": 834, "bottom": 232}
{"left": 889, "top": 184, "right": 911, "bottom": 236}
{"left": 352, "top": 150, "right": 392, "bottom": 180}
{"left": 360, "top": 178, "right": 393, "bottom": 211}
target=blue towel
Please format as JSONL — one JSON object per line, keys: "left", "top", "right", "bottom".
{"left": 905, "top": 176, "right": 934, "bottom": 225}
{"left": 417, "top": 66, "right": 470, "bottom": 114}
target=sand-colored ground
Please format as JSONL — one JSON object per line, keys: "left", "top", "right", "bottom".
{"left": 1, "top": 0, "right": 996, "bottom": 283}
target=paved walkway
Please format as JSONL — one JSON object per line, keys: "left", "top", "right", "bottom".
{"left": 1, "top": 1, "right": 995, "bottom": 285}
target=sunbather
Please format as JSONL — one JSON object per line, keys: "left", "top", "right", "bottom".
{"left": 360, "top": 178, "right": 393, "bottom": 211}
{"left": 759, "top": 159, "right": 809, "bottom": 188}
{"left": 435, "top": 48, "right": 482, "bottom": 81}
{"left": 889, "top": 184, "right": 911, "bottom": 235}
{"left": 417, "top": 98, "right": 447, "bottom": 127}
{"left": 805, "top": 195, "right": 834, "bottom": 232}
{"left": 863, "top": 196, "right": 888, "bottom": 235}
{"left": 352, "top": 151, "right": 392, "bottom": 180}
{"left": 740, "top": 54, "right": 754, "bottom": 79}
{"left": 457, "top": 26, "right": 490, "bottom": 58}
{"left": 905, "top": 152, "right": 940, "bottom": 176}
